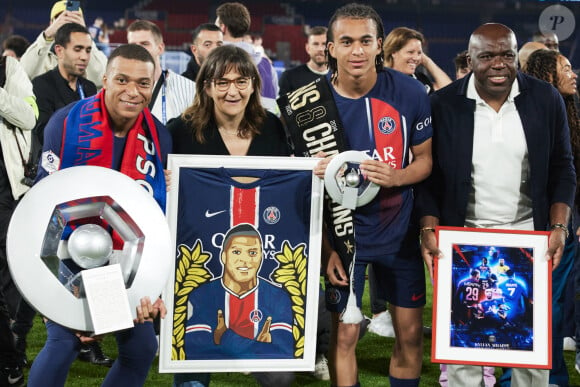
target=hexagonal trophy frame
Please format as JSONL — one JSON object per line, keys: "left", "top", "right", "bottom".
{"left": 7, "top": 166, "right": 172, "bottom": 332}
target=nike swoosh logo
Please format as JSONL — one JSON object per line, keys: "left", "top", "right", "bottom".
{"left": 411, "top": 293, "right": 425, "bottom": 302}
{"left": 205, "top": 210, "right": 226, "bottom": 218}
{"left": 8, "top": 374, "right": 22, "bottom": 384}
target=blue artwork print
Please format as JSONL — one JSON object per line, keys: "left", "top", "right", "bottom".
{"left": 450, "top": 244, "right": 534, "bottom": 351}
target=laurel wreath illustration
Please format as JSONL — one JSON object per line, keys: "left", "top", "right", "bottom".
{"left": 172, "top": 241, "right": 212, "bottom": 360}
{"left": 272, "top": 241, "right": 308, "bottom": 358}
{"left": 172, "top": 239, "right": 308, "bottom": 360}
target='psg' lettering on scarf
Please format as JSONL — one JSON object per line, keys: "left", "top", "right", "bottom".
{"left": 278, "top": 78, "right": 355, "bottom": 306}
{"left": 60, "top": 89, "right": 166, "bottom": 210}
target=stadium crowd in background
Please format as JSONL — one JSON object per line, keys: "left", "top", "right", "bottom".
{"left": 0, "top": 1, "right": 579, "bottom": 386}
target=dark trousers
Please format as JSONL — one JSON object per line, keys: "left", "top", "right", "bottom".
{"left": 0, "top": 285, "right": 18, "bottom": 368}
{"left": 317, "top": 284, "right": 331, "bottom": 355}
{"left": 0, "top": 157, "right": 21, "bottom": 318}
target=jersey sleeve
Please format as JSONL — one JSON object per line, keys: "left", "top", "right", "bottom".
{"left": 36, "top": 105, "right": 72, "bottom": 182}
{"left": 409, "top": 88, "right": 433, "bottom": 147}
{"left": 183, "top": 285, "right": 226, "bottom": 359}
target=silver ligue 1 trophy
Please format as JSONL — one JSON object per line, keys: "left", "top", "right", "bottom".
{"left": 324, "top": 150, "right": 380, "bottom": 210}
{"left": 6, "top": 166, "right": 172, "bottom": 331}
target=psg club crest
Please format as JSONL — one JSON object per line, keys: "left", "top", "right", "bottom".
{"left": 249, "top": 309, "right": 263, "bottom": 323}
{"left": 263, "top": 206, "right": 280, "bottom": 224}
{"left": 378, "top": 116, "right": 396, "bottom": 135}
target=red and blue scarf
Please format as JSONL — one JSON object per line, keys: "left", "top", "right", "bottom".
{"left": 60, "top": 89, "right": 166, "bottom": 210}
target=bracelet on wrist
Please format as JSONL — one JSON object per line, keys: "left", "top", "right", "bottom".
{"left": 550, "top": 223, "right": 569, "bottom": 239}
{"left": 419, "top": 227, "right": 436, "bottom": 244}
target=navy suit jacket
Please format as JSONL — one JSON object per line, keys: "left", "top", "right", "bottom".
{"left": 417, "top": 72, "right": 576, "bottom": 231}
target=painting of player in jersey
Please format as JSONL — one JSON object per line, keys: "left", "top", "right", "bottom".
{"left": 181, "top": 223, "right": 294, "bottom": 360}
{"left": 160, "top": 156, "right": 324, "bottom": 372}
{"left": 450, "top": 244, "right": 533, "bottom": 351}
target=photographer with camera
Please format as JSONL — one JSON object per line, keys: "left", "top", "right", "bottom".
{"left": 19, "top": 0, "right": 107, "bottom": 89}
{"left": 0, "top": 53, "right": 37, "bottom": 387}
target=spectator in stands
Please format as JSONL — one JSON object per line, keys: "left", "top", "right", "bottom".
{"left": 278, "top": 26, "right": 328, "bottom": 97}
{"left": 127, "top": 19, "right": 196, "bottom": 125}
{"left": 1, "top": 35, "right": 30, "bottom": 60}
{"left": 518, "top": 41, "right": 547, "bottom": 71}
{"left": 383, "top": 26, "right": 452, "bottom": 94}
{"left": 453, "top": 50, "right": 470, "bottom": 80}
{"left": 215, "top": 2, "right": 279, "bottom": 114}
{"left": 100, "top": 23, "right": 111, "bottom": 57}
{"left": 19, "top": 0, "right": 107, "bottom": 88}
{"left": 533, "top": 30, "right": 559, "bottom": 52}
{"left": 242, "top": 33, "right": 253, "bottom": 44}
{"left": 88, "top": 17, "right": 110, "bottom": 57}
{"left": 251, "top": 32, "right": 267, "bottom": 59}
{"left": 0, "top": 52, "right": 37, "bottom": 387}
{"left": 13, "top": 22, "right": 109, "bottom": 370}
{"left": 525, "top": 48, "right": 579, "bottom": 387}
{"left": 182, "top": 23, "right": 223, "bottom": 83}
{"left": 88, "top": 17, "right": 104, "bottom": 43}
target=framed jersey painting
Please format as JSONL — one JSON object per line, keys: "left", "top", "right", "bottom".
{"left": 159, "top": 155, "right": 324, "bottom": 373}
{"left": 432, "top": 226, "right": 551, "bottom": 369}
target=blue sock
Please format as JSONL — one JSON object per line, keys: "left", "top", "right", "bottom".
{"left": 389, "top": 376, "right": 420, "bottom": 387}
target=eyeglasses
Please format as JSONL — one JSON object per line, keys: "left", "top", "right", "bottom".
{"left": 212, "top": 77, "right": 253, "bottom": 92}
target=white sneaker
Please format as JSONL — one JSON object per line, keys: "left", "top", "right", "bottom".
{"left": 312, "top": 354, "right": 330, "bottom": 381}
{"left": 368, "top": 311, "right": 395, "bottom": 337}
{"left": 563, "top": 337, "right": 576, "bottom": 351}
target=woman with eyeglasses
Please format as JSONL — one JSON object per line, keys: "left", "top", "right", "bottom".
{"left": 168, "top": 44, "right": 289, "bottom": 158}
{"left": 168, "top": 44, "right": 294, "bottom": 387}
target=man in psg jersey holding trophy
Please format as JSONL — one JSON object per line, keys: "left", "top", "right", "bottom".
{"left": 27, "top": 43, "right": 172, "bottom": 387}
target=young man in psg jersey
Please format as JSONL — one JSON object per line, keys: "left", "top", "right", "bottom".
{"left": 314, "top": 4, "right": 433, "bottom": 387}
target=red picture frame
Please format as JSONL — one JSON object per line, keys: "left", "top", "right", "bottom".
{"left": 432, "top": 226, "right": 551, "bottom": 369}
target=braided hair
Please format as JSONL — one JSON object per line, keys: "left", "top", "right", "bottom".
{"left": 326, "top": 3, "right": 385, "bottom": 84}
